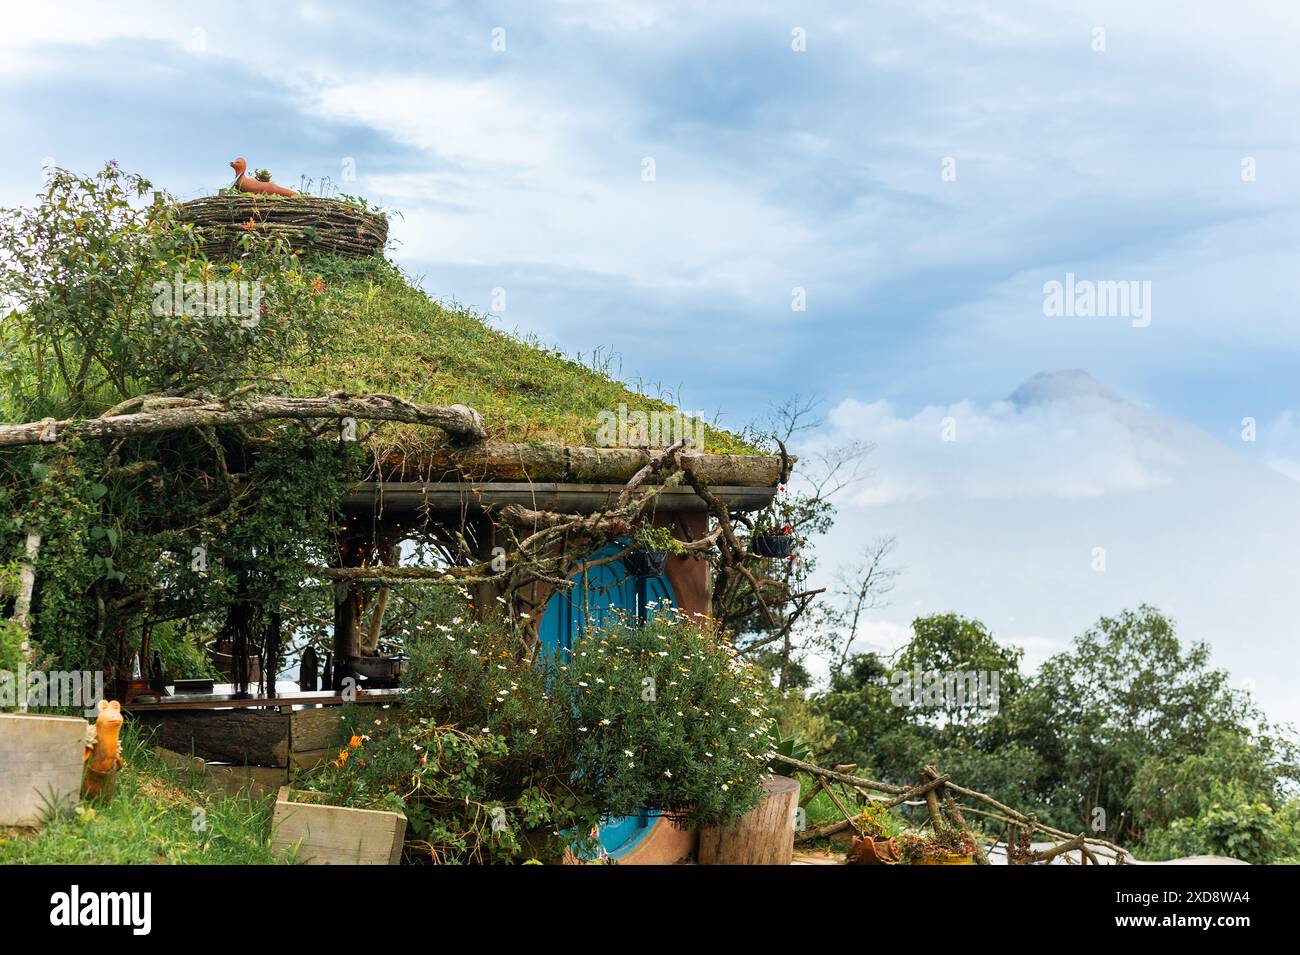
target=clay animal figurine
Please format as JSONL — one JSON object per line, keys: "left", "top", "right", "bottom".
{"left": 230, "top": 157, "right": 298, "bottom": 197}
{"left": 82, "top": 699, "right": 125, "bottom": 802}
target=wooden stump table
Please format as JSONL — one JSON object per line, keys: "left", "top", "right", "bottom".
{"left": 698, "top": 775, "right": 800, "bottom": 865}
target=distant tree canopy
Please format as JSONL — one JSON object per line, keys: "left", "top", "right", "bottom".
{"left": 800, "top": 605, "right": 1300, "bottom": 862}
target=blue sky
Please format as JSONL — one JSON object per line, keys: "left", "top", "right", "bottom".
{"left": 4, "top": 2, "right": 1300, "bottom": 716}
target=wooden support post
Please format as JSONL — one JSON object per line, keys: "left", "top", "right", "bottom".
{"left": 360, "top": 536, "right": 399, "bottom": 656}
{"left": 922, "top": 766, "right": 945, "bottom": 832}
{"left": 471, "top": 514, "right": 503, "bottom": 623}
{"left": 332, "top": 535, "right": 367, "bottom": 689}
{"left": 943, "top": 791, "right": 989, "bottom": 865}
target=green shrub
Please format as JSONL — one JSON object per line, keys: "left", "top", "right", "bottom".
{"left": 550, "top": 605, "right": 773, "bottom": 827}
{"left": 300, "top": 588, "right": 775, "bottom": 861}
{"left": 303, "top": 590, "right": 585, "bottom": 863}
{"left": 1139, "top": 783, "right": 1284, "bottom": 864}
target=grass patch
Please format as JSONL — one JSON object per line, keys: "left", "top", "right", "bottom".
{"left": 0, "top": 723, "right": 281, "bottom": 865}
{"left": 290, "top": 255, "right": 758, "bottom": 454}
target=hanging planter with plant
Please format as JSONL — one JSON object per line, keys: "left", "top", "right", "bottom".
{"left": 621, "top": 524, "right": 682, "bottom": 579}
{"left": 747, "top": 490, "right": 797, "bottom": 559}
{"left": 751, "top": 526, "right": 795, "bottom": 559}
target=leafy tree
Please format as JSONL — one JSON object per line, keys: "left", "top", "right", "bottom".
{"left": 1005, "top": 604, "right": 1271, "bottom": 841}
{"left": 0, "top": 162, "right": 327, "bottom": 416}
{"left": 0, "top": 163, "right": 343, "bottom": 682}
{"left": 806, "top": 614, "right": 1034, "bottom": 813}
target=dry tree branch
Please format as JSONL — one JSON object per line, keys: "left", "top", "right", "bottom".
{"left": 0, "top": 392, "right": 487, "bottom": 447}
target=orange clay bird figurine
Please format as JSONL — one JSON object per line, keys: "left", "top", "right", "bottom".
{"left": 230, "top": 157, "right": 298, "bottom": 197}
{"left": 82, "top": 699, "right": 125, "bottom": 802}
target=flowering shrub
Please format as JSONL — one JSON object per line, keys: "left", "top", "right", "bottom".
{"left": 302, "top": 588, "right": 588, "bottom": 863}
{"left": 301, "top": 589, "right": 775, "bottom": 861}
{"left": 549, "top": 605, "right": 774, "bottom": 827}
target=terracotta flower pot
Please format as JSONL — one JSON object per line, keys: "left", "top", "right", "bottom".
{"left": 847, "top": 833, "right": 901, "bottom": 865}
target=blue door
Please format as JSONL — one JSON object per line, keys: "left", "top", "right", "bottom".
{"left": 537, "top": 541, "right": 674, "bottom": 859}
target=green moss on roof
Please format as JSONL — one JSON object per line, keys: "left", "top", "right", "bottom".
{"left": 287, "top": 255, "right": 756, "bottom": 455}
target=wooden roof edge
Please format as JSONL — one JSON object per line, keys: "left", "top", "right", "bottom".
{"left": 370, "top": 443, "right": 792, "bottom": 487}
{"left": 341, "top": 482, "right": 779, "bottom": 516}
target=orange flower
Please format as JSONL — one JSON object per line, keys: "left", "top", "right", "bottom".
{"left": 348, "top": 735, "right": 363, "bottom": 749}
{"left": 337, "top": 748, "right": 350, "bottom": 762}
{"left": 311, "top": 277, "right": 326, "bottom": 294}
{"left": 241, "top": 217, "right": 256, "bottom": 233}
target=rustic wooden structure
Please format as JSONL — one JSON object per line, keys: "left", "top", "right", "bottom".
{"left": 777, "top": 754, "right": 1135, "bottom": 865}
{"left": 99, "top": 182, "right": 789, "bottom": 861}
{"left": 176, "top": 195, "right": 388, "bottom": 258}
{"left": 329, "top": 444, "right": 787, "bottom": 682}
{"left": 127, "top": 684, "right": 400, "bottom": 796}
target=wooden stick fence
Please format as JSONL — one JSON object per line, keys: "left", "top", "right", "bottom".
{"left": 773, "top": 754, "right": 1131, "bottom": 865}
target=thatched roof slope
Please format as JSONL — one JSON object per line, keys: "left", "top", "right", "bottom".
{"left": 286, "top": 254, "right": 762, "bottom": 461}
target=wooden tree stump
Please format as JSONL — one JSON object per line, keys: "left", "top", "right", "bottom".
{"left": 698, "top": 776, "right": 800, "bottom": 865}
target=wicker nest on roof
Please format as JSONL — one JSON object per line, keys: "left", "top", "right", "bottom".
{"left": 177, "top": 194, "right": 388, "bottom": 258}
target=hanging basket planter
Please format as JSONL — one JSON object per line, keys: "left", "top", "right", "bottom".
{"left": 623, "top": 548, "right": 668, "bottom": 579}
{"left": 751, "top": 534, "right": 795, "bottom": 559}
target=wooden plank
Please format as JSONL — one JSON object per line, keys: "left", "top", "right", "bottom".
{"left": 372, "top": 446, "right": 789, "bottom": 487}
{"left": 0, "top": 713, "right": 87, "bottom": 826}
{"left": 154, "top": 748, "right": 286, "bottom": 799}
{"left": 342, "top": 482, "right": 776, "bottom": 516}
{"left": 291, "top": 708, "right": 347, "bottom": 754}
{"left": 135, "top": 709, "right": 290, "bottom": 767}
{"left": 271, "top": 788, "right": 406, "bottom": 865}
{"left": 289, "top": 747, "right": 333, "bottom": 771}
{"left": 122, "top": 687, "right": 403, "bottom": 713}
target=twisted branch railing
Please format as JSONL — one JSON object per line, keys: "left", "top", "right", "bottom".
{"left": 774, "top": 753, "right": 1131, "bottom": 865}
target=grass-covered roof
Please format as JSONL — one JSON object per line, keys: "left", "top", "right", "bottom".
{"left": 292, "top": 253, "right": 758, "bottom": 457}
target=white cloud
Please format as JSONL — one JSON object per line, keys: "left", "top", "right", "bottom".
{"left": 307, "top": 71, "right": 815, "bottom": 296}
{"left": 817, "top": 377, "right": 1181, "bottom": 506}
{"left": 805, "top": 370, "right": 1300, "bottom": 725}
{"left": 1259, "top": 409, "right": 1300, "bottom": 484}
{"left": 312, "top": 79, "right": 568, "bottom": 168}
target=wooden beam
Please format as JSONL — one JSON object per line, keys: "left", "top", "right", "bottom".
{"left": 121, "top": 687, "right": 402, "bottom": 712}
{"left": 341, "top": 482, "right": 777, "bottom": 517}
